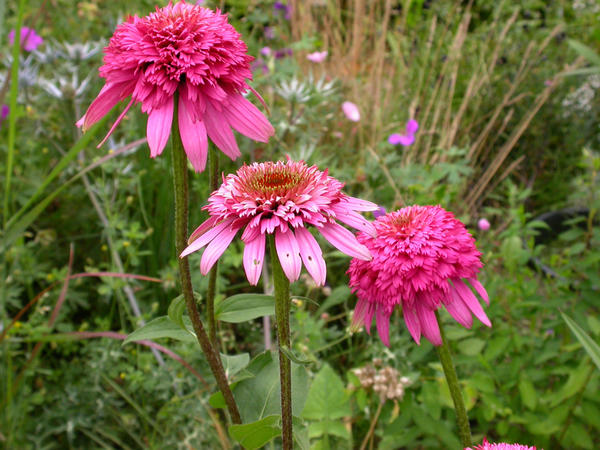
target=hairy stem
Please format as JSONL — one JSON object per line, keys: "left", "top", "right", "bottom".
{"left": 267, "top": 235, "right": 293, "bottom": 450}
{"left": 435, "top": 312, "right": 471, "bottom": 448}
{"left": 171, "top": 96, "right": 241, "bottom": 425}
{"left": 206, "top": 146, "right": 220, "bottom": 349}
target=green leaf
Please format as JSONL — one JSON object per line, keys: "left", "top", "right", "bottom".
{"left": 123, "top": 316, "right": 196, "bottom": 345}
{"left": 221, "top": 353, "right": 250, "bottom": 379}
{"left": 229, "top": 415, "right": 281, "bottom": 449}
{"left": 308, "top": 420, "right": 350, "bottom": 440}
{"left": 549, "top": 361, "right": 592, "bottom": 407}
{"left": 568, "top": 39, "right": 600, "bottom": 67}
{"left": 561, "top": 312, "right": 600, "bottom": 372}
{"left": 215, "top": 294, "right": 275, "bottom": 323}
{"left": 168, "top": 295, "right": 187, "bottom": 329}
{"left": 458, "top": 338, "right": 486, "bottom": 356}
{"left": 316, "top": 285, "right": 350, "bottom": 315}
{"left": 518, "top": 376, "right": 538, "bottom": 411}
{"left": 280, "top": 345, "right": 316, "bottom": 366}
{"left": 303, "top": 364, "right": 351, "bottom": 420}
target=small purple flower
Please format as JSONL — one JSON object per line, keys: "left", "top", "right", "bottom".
{"left": 307, "top": 51, "right": 328, "bottom": 63}
{"left": 8, "top": 27, "right": 43, "bottom": 52}
{"left": 388, "top": 119, "right": 419, "bottom": 146}
{"left": 274, "top": 48, "right": 293, "bottom": 59}
{"left": 0, "top": 105, "right": 9, "bottom": 128}
{"left": 260, "top": 46, "right": 272, "bottom": 57}
{"left": 373, "top": 206, "right": 387, "bottom": 219}
{"left": 264, "top": 26, "right": 275, "bottom": 40}
{"left": 478, "top": 218, "right": 490, "bottom": 231}
{"left": 251, "top": 58, "right": 269, "bottom": 75}
{"left": 274, "top": 1, "right": 292, "bottom": 20}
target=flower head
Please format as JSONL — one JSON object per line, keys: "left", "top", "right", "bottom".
{"left": 347, "top": 205, "right": 490, "bottom": 346}
{"left": 77, "top": 1, "right": 274, "bottom": 172}
{"left": 478, "top": 218, "right": 490, "bottom": 231}
{"left": 373, "top": 206, "right": 387, "bottom": 219}
{"left": 182, "top": 158, "right": 377, "bottom": 285}
{"left": 466, "top": 438, "right": 536, "bottom": 450}
{"left": 8, "top": 27, "right": 44, "bottom": 52}
{"left": 342, "top": 101, "right": 360, "bottom": 122}
{"left": 0, "top": 105, "right": 9, "bottom": 125}
{"left": 388, "top": 119, "right": 418, "bottom": 146}
{"left": 307, "top": 51, "right": 328, "bottom": 63}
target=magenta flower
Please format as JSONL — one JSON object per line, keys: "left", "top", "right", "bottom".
{"left": 388, "top": 119, "right": 419, "bottom": 146}
{"left": 373, "top": 206, "right": 386, "bottom": 219}
{"left": 260, "top": 46, "right": 272, "bottom": 57}
{"left": 8, "top": 27, "right": 43, "bottom": 52}
{"left": 181, "top": 158, "right": 377, "bottom": 285}
{"left": 77, "top": 1, "right": 274, "bottom": 172}
{"left": 307, "top": 51, "right": 328, "bottom": 63}
{"left": 1, "top": 105, "right": 9, "bottom": 125}
{"left": 347, "top": 205, "right": 490, "bottom": 347}
{"left": 466, "top": 438, "right": 536, "bottom": 450}
{"left": 478, "top": 218, "right": 490, "bottom": 231}
{"left": 342, "top": 101, "right": 360, "bottom": 122}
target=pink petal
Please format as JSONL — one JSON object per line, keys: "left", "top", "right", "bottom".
{"left": 333, "top": 208, "right": 376, "bottom": 237}
{"left": 275, "top": 229, "right": 302, "bottom": 282}
{"left": 403, "top": 307, "right": 421, "bottom": 345}
{"left": 97, "top": 98, "right": 135, "bottom": 148}
{"left": 222, "top": 94, "right": 274, "bottom": 142}
{"left": 342, "top": 101, "right": 360, "bottom": 122}
{"left": 204, "top": 103, "right": 241, "bottom": 161}
{"left": 416, "top": 302, "right": 442, "bottom": 346}
{"left": 147, "top": 98, "right": 174, "bottom": 158}
{"left": 343, "top": 196, "right": 379, "bottom": 212}
{"left": 188, "top": 216, "right": 219, "bottom": 245}
{"left": 179, "top": 95, "right": 208, "bottom": 172}
{"left": 80, "top": 83, "right": 126, "bottom": 130}
{"left": 294, "top": 227, "right": 326, "bottom": 286}
{"left": 406, "top": 119, "right": 419, "bottom": 134}
{"left": 467, "top": 277, "right": 489, "bottom": 305}
{"left": 200, "top": 225, "right": 239, "bottom": 275}
{"left": 445, "top": 288, "right": 474, "bottom": 329}
{"left": 243, "top": 233, "right": 266, "bottom": 286}
{"left": 319, "top": 222, "right": 372, "bottom": 260}
{"left": 352, "top": 298, "right": 370, "bottom": 331}
{"left": 453, "top": 279, "right": 491, "bottom": 327}
{"left": 375, "top": 307, "right": 391, "bottom": 347}
{"left": 388, "top": 133, "right": 415, "bottom": 146}
{"left": 180, "top": 218, "right": 235, "bottom": 257}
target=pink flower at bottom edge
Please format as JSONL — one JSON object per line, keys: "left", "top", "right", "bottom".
{"left": 181, "top": 158, "right": 378, "bottom": 286}
{"left": 465, "top": 438, "right": 537, "bottom": 450}
{"left": 347, "top": 205, "right": 491, "bottom": 347}
{"left": 77, "top": 2, "right": 274, "bottom": 173}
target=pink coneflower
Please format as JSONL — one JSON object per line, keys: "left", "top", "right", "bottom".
{"left": 307, "top": 51, "right": 328, "bottom": 63}
{"left": 478, "top": 218, "right": 490, "bottom": 231}
{"left": 466, "top": 438, "right": 536, "bottom": 450}
{"left": 348, "top": 205, "right": 490, "bottom": 347}
{"left": 8, "top": 27, "right": 44, "bottom": 52}
{"left": 388, "top": 119, "right": 418, "bottom": 146}
{"left": 342, "top": 101, "right": 360, "bottom": 122}
{"left": 77, "top": 1, "right": 274, "bottom": 172}
{"left": 181, "top": 158, "right": 377, "bottom": 285}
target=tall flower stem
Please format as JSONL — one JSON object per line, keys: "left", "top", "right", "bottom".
{"left": 435, "top": 312, "right": 471, "bottom": 447}
{"left": 170, "top": 96, "right": 241, "bottom": 425}
{"left": 267, "top": 235, "right": 293, "bottom": 450}
{"left": 206, "top": 146, "right": 220, "bottom": 348}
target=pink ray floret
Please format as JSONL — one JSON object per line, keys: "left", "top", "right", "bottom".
{"left": 465, "top": 438, "right": 536, "bottom": 450}
{"left": 347, "top": 205, "right": 491, "bottom": 347}
{"left": 77, "top": 1, "right": 274, "bottom": 172}
{"left": 181, "top": 158, "right": 377, "bottom": 285}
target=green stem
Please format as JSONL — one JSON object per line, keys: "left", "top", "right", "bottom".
{"left": 170, "top": 95, "right": 241, "bottom": 425}
{"left": 267, "top": 234, "right": 293, "bottom": 450}
{"left": 206, "top": 146, "right": 220, "bottom": 349}
{"left": 435, "top": 312, "right": 471, "bottom": 448}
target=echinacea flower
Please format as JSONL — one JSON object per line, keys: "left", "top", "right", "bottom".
{"left": 342, "top": 101, "right": 360, "bottom": 122}
{"left": 478, "top": 218, "right": 490, "bottom": 231}
{"left": 465, "top": 438, "right": 536, "bottom": 450}
{"left": 181, "top": 158, "right": 377, "bottom": 285}
{"left": 8, "top": 27, "right": 44, "bottom": 52}
{"left": 347, "top": 205, "right": 490, "bottom": 346}
{"left": 77, "top": 1, "right": 274, "bottom": 172}
{"left": 388, "top": 119, "right": 418, "bottom": 146}
{"left": 307, "top": 51, "right": 328, "bottom": 63}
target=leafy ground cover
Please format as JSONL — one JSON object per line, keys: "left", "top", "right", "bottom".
{"left": 1, "top": 0, "right": 599, "bottom": 448}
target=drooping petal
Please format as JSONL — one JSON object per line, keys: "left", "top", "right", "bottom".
{"left": 200, "top": 225, "right": 239, "bottom": 275}
{"left": 147, "top": 98, "right": 174, "bottom": 158}
{"left": 204, "top": 102, "right": 241, "bottom": 161}
{"left": 188, "top": 216, "right": 219, "bottom": 245}
{"left": 467, "top": 277, "right": 489, "bottom": 305}
{"left": 181, "top": 218, "right": 235, "bottom": 257}
{"left": 453, "top": 279, "right": 491, "bottom": 327}
{"left": 97, "top": 98, "right": 135, "bottom": 148}
{"left": 333, "top": 208, "right": 376, "bottom": 237}
{"left": 80, "top": 82, "right": 127, "bottom": 130}
{"left": 294, "top": 227, "right": 326, "bottom": 286}
{"left": 416, "top": 302, "right": 442, "bottom": 346}
{"left": 375, "top": 307, "right": 391, "bottom": 347}
{"left": 445, "top": 287, "right": 474, "bottom": 329}
{"left": 179, "top": 94, "right": 208, "bottom": 172}
{"left": 243, "top": 233, "right": 266, "bottom": 285}
{"left": 403, "top": 307, "right": 421, "bottom": 345}
{"left": 275, "top": 228, "right": 302, "bottom": 282}
{"left": 222, "top": 94, "right": 274, "bottom": 142}
{"left": 343, "top": 196, "right": 379, "bottom": 212}
{"left": 319, "top": 222, "right": 372, "bottom": 260}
